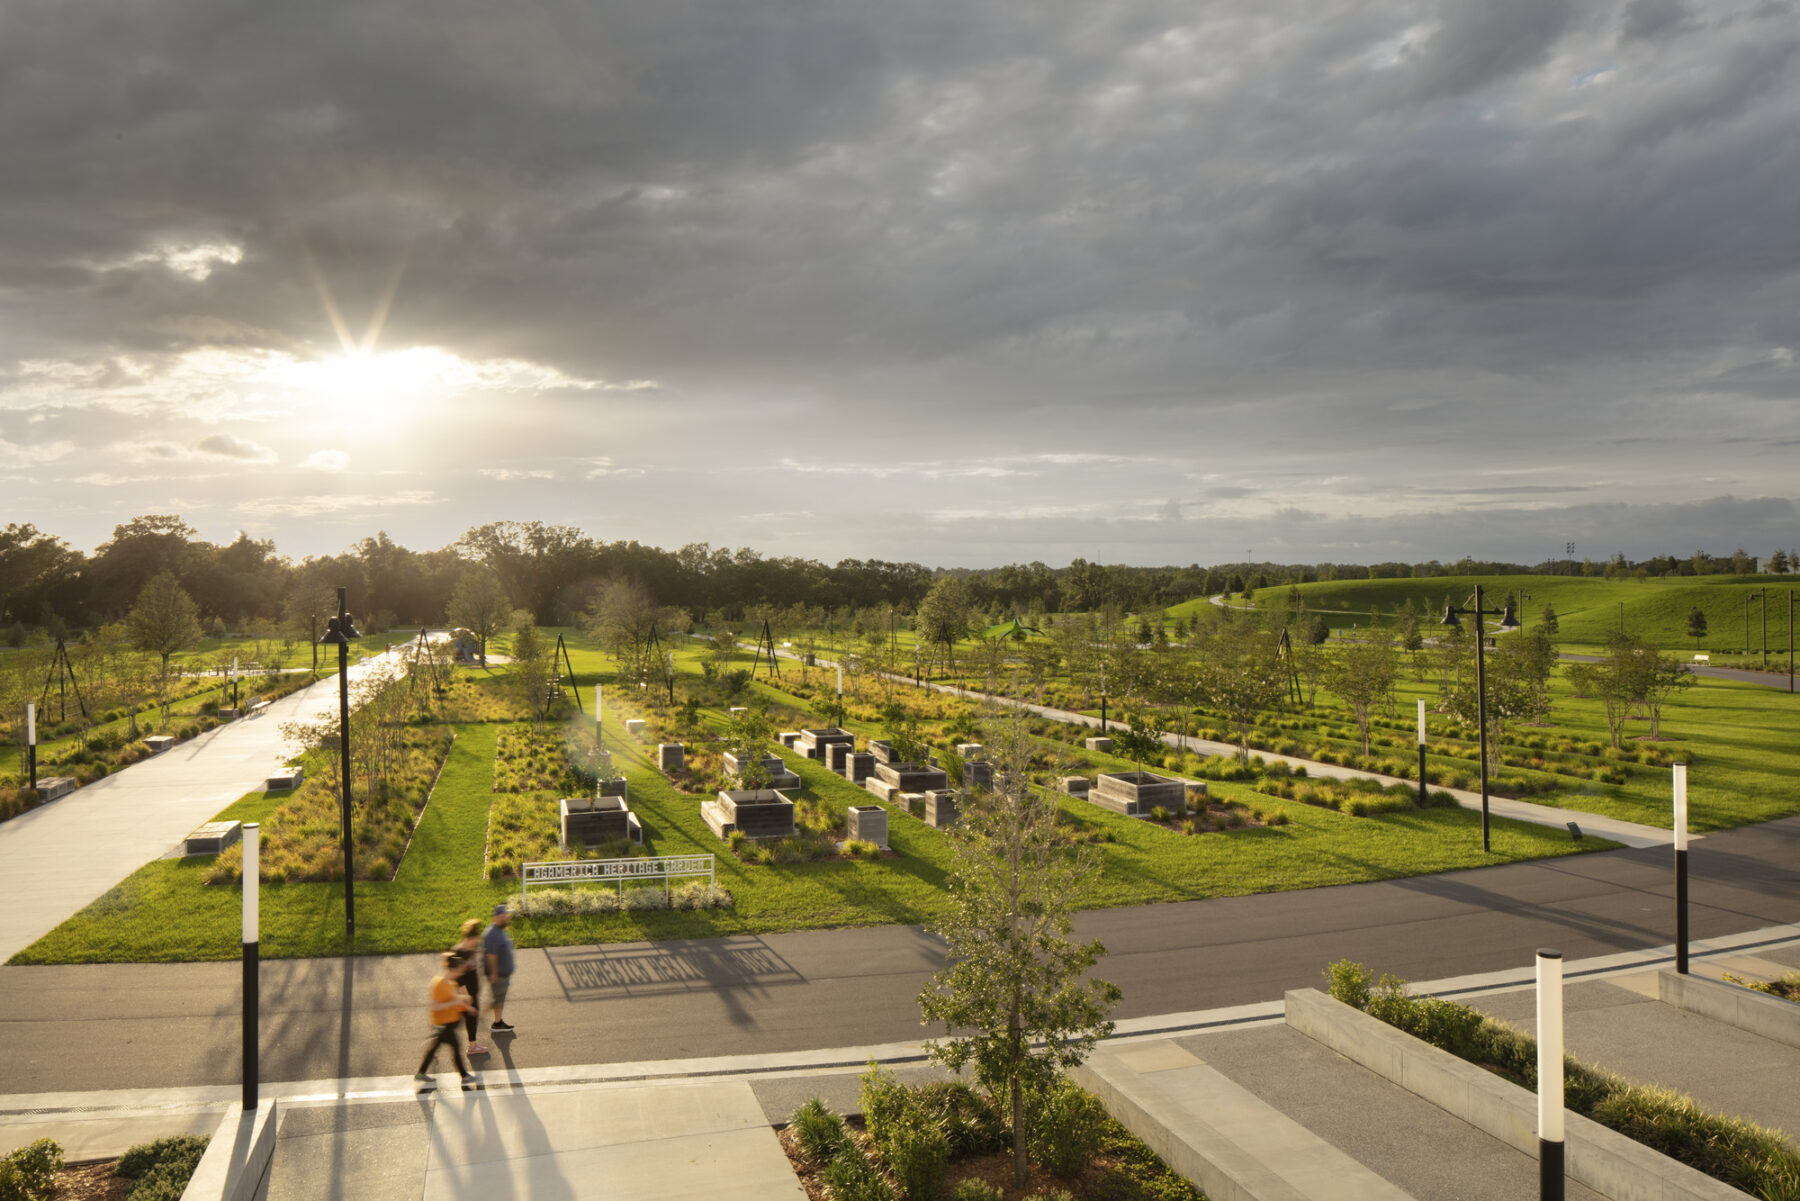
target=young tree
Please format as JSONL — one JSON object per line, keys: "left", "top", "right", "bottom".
{"left": 508, "top": 625, "right": 557, "bottom": 726}
{"left": 1324, "top": 632, "right": 1398, "bottom": 756}
{"left": 1195, "top": 618, "right": 1288, "bottom": 762}
{"left": 1686, "top": 606, "right": 1708, "bottom": 650}
{"left": 915, "top": 576, "right": 974, "bottom": 679}
{"left": 127, "top": 571, "right": 202, "bottom": 717}
{"left": 447, "top": 569, "right": 512, "bottom": 667}
{"left": 1540, "top": 603, "right": 1560, "bottom": 636}
{"left": 918, "top": 710, "right": 1120, "bottom": 1189}
{"left": 1113, "top": 709, "right": 1167, "bottom": 776}
{"left": 585, "top": 578, "right": 682, "bottom": 685}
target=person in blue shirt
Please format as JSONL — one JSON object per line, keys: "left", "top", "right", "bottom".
{"left": 482, "top": 903, "right": 517, "bottom": 1034}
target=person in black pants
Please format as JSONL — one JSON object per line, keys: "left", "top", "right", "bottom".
{"left": 416, "top": 951, "right": 478, "bottom": 1090}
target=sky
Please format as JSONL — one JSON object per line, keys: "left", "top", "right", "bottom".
{"left": 2, "top": 0, "right": 1797, "bottom": 568}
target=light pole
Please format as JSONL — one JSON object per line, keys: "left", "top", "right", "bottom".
{"left": 242, "top": 822, "right": 260, "bottom": 1110}
{"left": 1441, "top": 585, "right": 1520, "bottom": 852}
{"left": 318, "top": 589, "right": 360, "bottom": 941}
{"left": 1760, "top": 587, "right": 1768, "bottom": 669}
{"left": 1674, "top": 763, "right": 1689, "bottom": 974}
{"left": 25, "top": 702, "right": 36, "bottom": 792}
{"left": 1538, "top": 948, "right": 1565, "bottom": 1201}
{"left": 1416, "top": 699, "right": 1427, "bottom": 808}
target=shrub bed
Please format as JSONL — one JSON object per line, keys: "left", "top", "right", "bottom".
{"left": 483, "top": 790, "right": 649, "bottom": 880}
{"left": 1324, "top": 960, "right": 1800, "bottom": 1198}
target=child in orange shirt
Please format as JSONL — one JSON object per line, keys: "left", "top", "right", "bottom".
{"left": 415, "top": 950, "right": 479, "bottom": 1089}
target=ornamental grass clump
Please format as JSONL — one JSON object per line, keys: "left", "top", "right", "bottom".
{"left": 789, "top": 1097, "right": 850, "bottom": 1165}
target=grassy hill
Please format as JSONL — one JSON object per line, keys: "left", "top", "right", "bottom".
{"left": 1167, "top": 575, "right": 1799, "bottom": 654}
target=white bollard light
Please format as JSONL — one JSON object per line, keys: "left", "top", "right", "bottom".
{"left": 1674, "top": 763, "right": 1689, "bottom": 972}
{"left": 242, "top": 822, "right": 260, "bottom": 1110}
{"left": 1537, "top": 947, "right": 1564, "bottom": 1200}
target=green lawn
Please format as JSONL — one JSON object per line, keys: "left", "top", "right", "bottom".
{"left": 13, "top": 631, "right": 1614, "bottom": 964}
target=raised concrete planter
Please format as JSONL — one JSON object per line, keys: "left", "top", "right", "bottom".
{"left": 34, "top": 776, "right": 77, "bottom": 802}
{"left": 844, "top": 752, "right": 875, "bottom": 782}
{"left": 1285, "top": 988, "right": 1747, "bottom": 1201}
{"left": 873, "top": 761, "right": 949, "bottom": 792}
{"left": 1085, "top": 736, "right": 1115, "bottom": 753}
{"left": 1661, "top": 970, "right": 1800, "bottom": 1049}
{"left": 799, "top": 727, "right": 856, "bottom": 762}
{"left": 144, "top": 735, "right": 176, "bottom": 754}
{"left": 1092, "top": 771, "right": 1188, "bottom": 817}
{"left": 863, "top": 777, "right": 899, "bottom": 802}
{"left": 898, "top": 791, "right": 926, "bottom": 817}
{"left": 846, "top": 805, "right": 888, "bottom": 849}
{"left": 826, "top": 741, "right": 854, "bottom": 773}
{"left": 658, "top": 743, "right": 685, "bottom": 772}
{"left": 779, "top": 731, "right": 802, "bottom": 749}
{"left": 267, "top": 766, "right": 304, "bottom": 791}
{"left": 623, "top": 718, "right": 647, "bottom": 739}
{"left": 1188, "top": 781, "right": 1210, "bottom": 805}
{"left": 1060, "top": 776, "right": 1091, "bottom": 796}
{"left": 183, "top": 1099, "right": 278, "bottom": 1201}
{"left": 867, "top": 739, "right": 900, "bottom": 765}
{"left": 925, "top": 789, "right": 960, "bottom": 829}
{"left": 186, "top": 820, "right": 243, "bottom": 856}
{"left": 721, "top": 750, "right": 799, "bottom": 789}
{"left": 963, "top": 761, "right": 992, "bottom": 791}
{"left": 598, "top": 777, "right": 629, "bottom": 801}
{"left": 955, "top": 742, "right": 984, "bottom": 760}
{"left": 560, "top": 795, "right": 643, "bottom": 847}
{"left": 704, "top": 789, "right": 796, "bottom": 840}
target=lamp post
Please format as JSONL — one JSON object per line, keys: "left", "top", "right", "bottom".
{"left": 1441, "top": 584, "right": 1520, "bottom": 853}
{"left": 25, "top": 702, "right": 36, "bottom": 792}
{"left": 317, "top": 589, "right": 360, "bottom": 941}
{"left": 1538, "top": 947, "right": 1565, "bottom": 1201}
{"left": 1416, "top": 699, "right": 1427, "bottom": 808}
{"left": 1760, "top": 587, "right": 1768, "bottom": 669}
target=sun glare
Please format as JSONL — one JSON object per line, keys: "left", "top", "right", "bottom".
{"left": 270, "top": 347, "right": 459, "bottom": 423}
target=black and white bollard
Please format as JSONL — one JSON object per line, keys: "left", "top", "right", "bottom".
{"left": 1674, "top": 763, "right": 1689, "bottom": 975}
{"left": 1538, "top": 947, "right": 1565, "bottom": 1201}
{"left": 595, "top": 684, "right": 603, "bottom": 750}
{"left": 1416, "top": 699, "right": 1427, "bottom": 807}
{"left": 25, "top": 702, "right": 36, "bottom": 792}
{"left": 232, "top": 656, "right": 240, "bottom": 711}
{"left": 242, "top": 822, "right": 260, "bottom": 1111}
{"left": 837, "top": 665, "right": 842, "bottom": 699}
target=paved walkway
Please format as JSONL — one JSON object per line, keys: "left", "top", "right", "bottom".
{"left": 0, "top": 650, "right": 407, "bottom": 962}
{"left": 6, "top": 927, "right": 1796, "bottom": 1200}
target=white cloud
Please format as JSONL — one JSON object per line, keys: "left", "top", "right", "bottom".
{"left": 235, "top": 491, "right": 442, "bottom": 517}
{"left": 479, "top": 467, "right": 555, "bottom": 481}
{"left": 193, "top": 433, "right": 277, "bottom": 463}
{"left": 299, "top": 449, "right": 350, "bottom": 473}
{"left": 0, "top": 439, "right": 75, "bottom": 464}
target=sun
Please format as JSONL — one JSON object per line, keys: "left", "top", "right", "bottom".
{"left": 272, "top": 347, "right": 459, "bottom": 423}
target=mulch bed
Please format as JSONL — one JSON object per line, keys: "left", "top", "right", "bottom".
{"left": 52, "top": 1159, "right": 133, "bottom": 1200}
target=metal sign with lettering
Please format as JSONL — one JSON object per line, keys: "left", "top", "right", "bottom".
{"left": 521, "top": 854, "right": 715, "bottom": 900}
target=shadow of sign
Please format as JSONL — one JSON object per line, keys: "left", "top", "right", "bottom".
{"left": 545, "top": 937, "right": 806, "bottom": 1001}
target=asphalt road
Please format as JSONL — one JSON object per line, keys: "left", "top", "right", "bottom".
{"left": 4, "top": 814, "right": 1796, "bottom": 1095}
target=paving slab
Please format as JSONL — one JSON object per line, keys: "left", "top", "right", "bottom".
{"left": 1468, "top": 976, "right": 1800, "bottom": 1140}
{"left": 1178, "top": 1024, "right": 1606, "bottom": 1201}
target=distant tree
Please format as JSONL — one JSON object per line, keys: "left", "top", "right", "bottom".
{"left": 127, "top": 572, "right": 202, "bottom": 718}
{"left": 1686, "top": 607, "right": 1708, "bottom": 650}
{"left": 585, "top": 578, "right": 684, "bottom": 685}
{"left": 1770, "top": 549, "right": 1791, "bottom": 575}
{"left": 1540, "top": 603, "right": 1560, "bottom": 635}
{"left": 508, "top": 625, "right": 556, "bottom": 726}
{"left": 446, "top": 570, "right": 512, "bottom": 667}
{"left": 1196, "top": 618, "right": 1288, "bottom": 762}
{"left": 917, "top": 710, "right": 1119, "bottom": 1190}
{"left": 915, "top": 576, "right": 974, "bottom": 678}
{"left": 1395, "top": 597, "right": 1424, "bottom": 657}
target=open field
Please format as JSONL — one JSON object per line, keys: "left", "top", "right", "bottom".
{"left": 11, "top": 630, "right": 1608, "bottom": 964}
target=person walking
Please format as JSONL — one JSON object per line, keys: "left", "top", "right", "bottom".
{"left": 452, "top": 918, "right": 487, "bottom": 1055}
{"left": 483, "top": 903, "right": 517, "bottom": 1034}
{"left": 415, "top": 951, "right": 478, "bottom": 1091}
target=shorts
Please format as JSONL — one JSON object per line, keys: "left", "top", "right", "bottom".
{"left": 490, "top": 976, "right": 511, "bottom": 1005}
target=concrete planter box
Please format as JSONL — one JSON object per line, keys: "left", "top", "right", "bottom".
{"left": 598, "top": 777, "right": 629, "bottom": 802}
{"left": 825, "top": 742, "right": 854, "bottom": 773}
{"left": 778, "top": 731, "right": 802, "bottom": 749}
{"left": 705, "top": 789, "right": 797, "bottom": 840}
{"left": 925, "top": 789, "right": 960, "bottom": 829}
{"left": 1092, "top": 771, "right": 1187, "bottom": 817}
{"left": 963, "top": 761, "right": 992, "bottom": 791}
{"left": 1661, "top": 971, "right": 1800, "bottom": 1049}
{"left": 898, "top": 792, "right": 926, "bottom": 817}
{"left": 624, "top": 718, "right": 647, "bottom": 739}
{"left": 185, "top": 820, "right": 242, "bottom": 856}
{"left": 844, "top": 751, "right": 875, "bottom": 782}
{"left": 954, "top": 742, "right": 984, "bottom": 760}
{"left": 873, "top": 762, "right": 949, "bottom": 792}
{"left": 867, "top": 739, "right": 900, "bottom": 765}
{"left": 657, "top": 743, "right": 685, "bottom": 771}
{"left": 1085, "top": 736, "right": 1115, "bottom": 753}
{"left": 560, "top": 795, "right": 643, "bottom": 848}
{"left": 1286, "top": 988, "right": 1749, "bottom": 1201}
{"left": 267, "top": 767, "right": 305, "bottom": 791}
{"left": 846, "top": 805, "right": 888, "bottom": 849}
{"left": 863, "top": 777, "right": 899, "bottom": 802}
{"left": 1060, "top": 776, "right": 1091, "bottom": 796}
{"left": 722, "top": 751, "right": 798, "bottom": 789}
{"left": 798, "top": 727, "right": 856, "bottom": 761}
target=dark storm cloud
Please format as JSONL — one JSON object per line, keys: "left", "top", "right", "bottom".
{"left": 2, "top": 0, "right": 1798, "bottom": 562}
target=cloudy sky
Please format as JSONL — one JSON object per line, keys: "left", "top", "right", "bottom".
{"left": 2, "top": 0, "right": 1796, "bottom": 567}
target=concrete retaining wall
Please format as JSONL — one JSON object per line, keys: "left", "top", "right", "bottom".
{"left": 181, "top": 1099, "right": 277, "bottom": 1201}
{"left": 1285, "top": 988, "right": 1745, "bottom": 1201}
{"left": 1660, "top": 970, "right": 1800, "bottom": 1049}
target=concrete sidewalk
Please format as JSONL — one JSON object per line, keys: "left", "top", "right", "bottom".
{"left": 0, "top": 649, "right": 408, "bottom": 962}
{"left": 7, "top": 926, "right": 1798, "bottom": 1200}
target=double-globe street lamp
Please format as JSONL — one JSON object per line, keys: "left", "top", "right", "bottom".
{"left": 318, "top": 588, "right": 360, "bottom": 940}
{"left": 1441, "top": 585, "right": 1519, "bottom": 853}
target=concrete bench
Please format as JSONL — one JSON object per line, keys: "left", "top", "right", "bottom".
{"left": 1693, "top": 653, "right": 1710, "bottom": 664}
{"left": 35, "top": 777, "right": 77, "bottom": 802}
{"left": 243, "top": 697, "right": 271, "bottom": 717}
{"left": 267, "top": 767, "right": 305, "bottom": 790}
{"left": 1086, "top": 736, "right": 1115, "bottom": 753}
{"left": 186, "top": 820, "right": 243, "bottom": 856}
{"left": 144, "top": 735, "right": 176, "bottom": 754}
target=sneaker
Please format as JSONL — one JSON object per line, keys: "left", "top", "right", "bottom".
{"left": 490, "top": 1020, "right": 514, "bottom": 1032}
{"left": 467, "top": 1042, "right": 490, "bottom": 1055}
{"left": 414, "top": 1073, "right": 435, "bottom": 1089}
{"left": 461, "top": 1073, "right": 480, "bottom": 1090}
